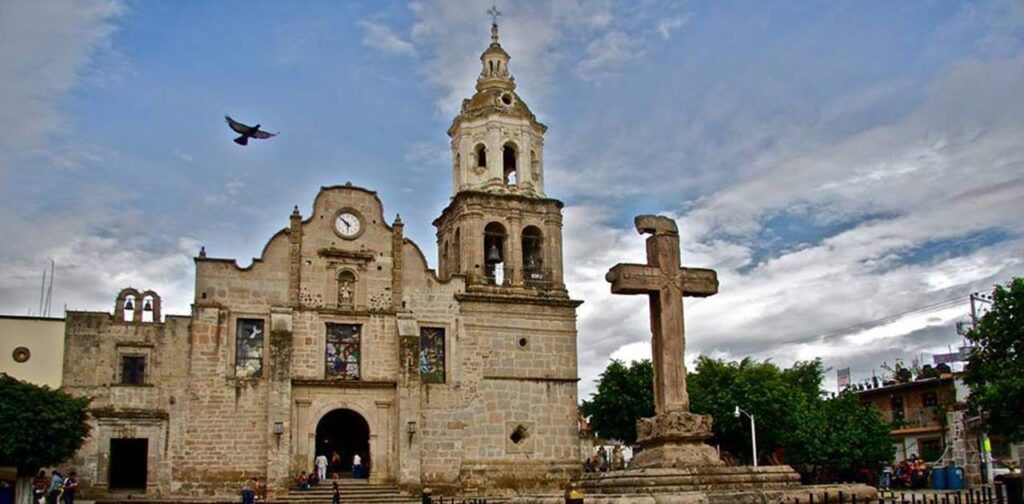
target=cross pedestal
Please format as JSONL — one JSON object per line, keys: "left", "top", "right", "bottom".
{"left": 605, "top": 215, "right": 723, "bottom": 468}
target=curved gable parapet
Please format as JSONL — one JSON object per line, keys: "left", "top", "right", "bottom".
{"left": 403, "top": 237, "right": 456, "bottom": 286}
{"left": 194, "top": 228, "right": 289, "bottom": 273}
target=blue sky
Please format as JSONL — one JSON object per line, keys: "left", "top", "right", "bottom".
{"left": 2, "top": 0, "right": 1022, "bottom": 397}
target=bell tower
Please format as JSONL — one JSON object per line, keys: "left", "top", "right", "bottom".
{"left": 434, "top": 19, "right": 566, "bottom": 294}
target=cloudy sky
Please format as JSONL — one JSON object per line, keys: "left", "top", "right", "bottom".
{"left": 2, "top": 0, "right": 1022, "bottom": 398}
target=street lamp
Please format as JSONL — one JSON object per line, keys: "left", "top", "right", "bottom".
{"left": 734, "top": 406, "right": 758, "bottom": 467}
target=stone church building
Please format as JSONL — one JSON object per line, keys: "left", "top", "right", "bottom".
{"left": 60, "top": 23, "right": 582, "bottom": 498}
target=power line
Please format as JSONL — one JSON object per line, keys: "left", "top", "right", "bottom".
{"left": 814, "top": 295, "right": 965, "bottom": 340}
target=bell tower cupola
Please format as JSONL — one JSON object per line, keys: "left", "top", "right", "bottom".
{"left": 434, "top": 15, "right": 567, "bottom": 295}
{"left": 447, "top": 16, "right": 547, "bottom": 198}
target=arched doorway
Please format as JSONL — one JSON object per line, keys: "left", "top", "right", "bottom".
{"left": 315, "top": 409, "right": 370, "bottom": 478}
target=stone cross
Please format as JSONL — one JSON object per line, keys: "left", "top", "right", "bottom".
{"left": 605, "top": 215, "right": 718, "bottom": 414}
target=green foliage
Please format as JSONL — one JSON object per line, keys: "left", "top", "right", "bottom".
{"left": 784, "top": 391, "right": 895, "bottom": 482}
{"left": 963, "top": 277, "right": 1024, "bottom": 442}
{"left": 579, "top": 359, "right": 654, "bottom": 444}
{"left": 582, "top": 356, "right": 895, "bottom": 481}
{"left": 0, "top": 373, "right": 91, "bottom": 475}
{"left": 688, "top": 357, "right": 824, "bottom": 464}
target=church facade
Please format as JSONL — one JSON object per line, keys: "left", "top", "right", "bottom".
{"left": 60, "top": 23, "right": 582, "bottom": 498}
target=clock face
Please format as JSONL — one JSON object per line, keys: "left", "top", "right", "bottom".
{"left": 334, "top": 212, "right": 361, "bottom": 238}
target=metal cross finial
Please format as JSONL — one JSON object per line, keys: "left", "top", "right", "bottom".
{"left": 487, "top": 4, "right": 502, "bottom": 25}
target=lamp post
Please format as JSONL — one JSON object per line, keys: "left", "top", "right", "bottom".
{"left": 734, "top": 406, "right": 758, "bottom": 467}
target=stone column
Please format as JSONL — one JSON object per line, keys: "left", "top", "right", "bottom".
{"left": 545, "top": 217, "right": 565, "bottom": 289}
{"left": 508, "top": 216, "right": 523, "bottom": 286}
{"left": 396, "top": 314, "right": 422, "bottom": 492}
{"left": 266, "top": 307, "right": 294, "bottom": 493}
{"left": 391, "top": 215, "right": 404, "bottom": 309}
{"left": 288, "top": 206, "right": 303, "bottom": 307}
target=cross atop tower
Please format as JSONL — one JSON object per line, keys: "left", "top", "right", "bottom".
{"left": 488, "top": 4, "right": 502, "bottom": 42}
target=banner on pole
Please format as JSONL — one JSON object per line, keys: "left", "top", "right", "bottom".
{"left": 837, "top": 367, "right": 851, "bottom": 389}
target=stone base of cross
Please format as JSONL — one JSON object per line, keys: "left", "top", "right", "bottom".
{"left": 605, "top": 215, "right": 723, "bottom": 468}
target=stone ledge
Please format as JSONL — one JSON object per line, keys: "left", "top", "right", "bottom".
{"left": 578, "top": 466, "right": 801, "bottom": 493}
{"left": 290, "top": 379, "right": 396, "bottom": 389}
{"left": 512, "top": 482, "right": 876, "bottom": 504}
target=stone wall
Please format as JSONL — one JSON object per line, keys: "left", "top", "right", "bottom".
{"left": 61, "top": 311, "right": 190, "bottom": 495}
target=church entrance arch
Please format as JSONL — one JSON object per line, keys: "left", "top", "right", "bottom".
{"left": 314, "top": 409, "right": 370, "bottom": 478}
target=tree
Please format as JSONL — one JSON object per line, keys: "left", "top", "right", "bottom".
{"left": 581, "top": 356, "right": 825, "bottom": 459}
{"left": 962, "top": 277, "right": 1024, "bottom": 442}
{"left": 579, "top": 359, "right": 654, "bottom": 444}
{"left": 783, "top": 391, "right": 895, "bottom": 483}
{"left": 688, "top": 357, "right": 824, "bottom": 465}
{"left": 0, "top": 373, "right": 91, "bottom": 504}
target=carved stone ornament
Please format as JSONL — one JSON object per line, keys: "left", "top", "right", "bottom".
{"left": 636, "top": 410, "right": 714, "bottom": 445}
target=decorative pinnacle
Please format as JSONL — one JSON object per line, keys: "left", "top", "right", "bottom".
{"left": 488, "top": 4, "right": 501, "bottom": 42}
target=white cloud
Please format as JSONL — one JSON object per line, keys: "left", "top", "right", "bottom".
{"left": 574, "top": 31, "right": 644, "bottom": 82}
{"left": 403, "top": 0, "right": 677, "bottom": 115}
{"left": 0, "top": 0, "right": 123, "bottom": 172}
{"left": 656, "top": 16, "right": 687, "bottom": 40}
{"left": 358, "top": 20, "right": 417, "bottom": 56}
{"left": 570, "top": 49, "right": 1024, "bottom": 400}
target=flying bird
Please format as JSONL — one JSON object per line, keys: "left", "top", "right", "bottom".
{"left": 225, "top": 115, "right": 278, "bottom": 145}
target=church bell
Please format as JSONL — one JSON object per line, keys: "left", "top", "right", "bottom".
{"left": 143, "top": 299, "right": 153, "bottom": 312}
{"left": 486, "top": 243, "right": 502, "bottom": 263}
{"left": 124, "top": 298, "right": 134, "bottom": 311}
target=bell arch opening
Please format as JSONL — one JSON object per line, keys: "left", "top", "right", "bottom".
{"left": 522, "top": 225, "right": 544, "bottom": 284}
{"left": 315, "top": 408, "right": 370, "bottom": 478}
{"left": 503, "top": 142, "right": 518, "bottom": 185}
{"left": 484, "top": 222, "right": 507, "bottom": 285}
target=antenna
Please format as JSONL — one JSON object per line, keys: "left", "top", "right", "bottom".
{"left": 44, "top": 259, "right": 55, "bottom": 317}
{"left": 38, "top": 267, "right": 46, "bottom": 316}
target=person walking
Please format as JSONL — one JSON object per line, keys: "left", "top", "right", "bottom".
{"left": 240, "top": 477, "right": 255, "bottom": 504}
{"left": 352, "top": 453, "right": 363, "bottom": 479}
{"left": 62, "top": 472, "right": 77, "bottom": 504}
{"left": 315, "top": 453, "right": 328, "bottom": 481}
{"left": 32, "top": 471, "right": 48, "bottom": 504}
{"left": 331, "top": 481, "right": 340, "bottom": 504}
{"left": 46, "top": 472, "right": 63, "bottom": 504}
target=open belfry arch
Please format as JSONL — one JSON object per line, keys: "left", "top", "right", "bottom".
{"left": 59, "top": 16, "right": 582, "bottom": 500}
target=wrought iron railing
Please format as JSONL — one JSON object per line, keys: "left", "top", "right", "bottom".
{"left": 484, "top": 264, "right": 513, "bottom": 286}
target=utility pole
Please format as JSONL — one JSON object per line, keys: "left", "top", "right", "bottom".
{"left": 967, "top": 291, "right": 994, "bottom": 483}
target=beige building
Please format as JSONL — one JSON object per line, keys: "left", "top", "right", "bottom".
{"left": 0, "top": 315, "right": 65, "bottom": 388}
{"left": 60, "top": 23, "right": 582, "bottom": 499}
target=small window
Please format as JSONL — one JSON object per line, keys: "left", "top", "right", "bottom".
{"left": 922, "top": 392, "right": 938, "bottom": 407}
{"left": 326, "top": 323, "right": 361, "bottom": 380}
{"left": 510, "top": 425, "right": 528, "bottom": 444}
{"left": 475, "top": 144, "right": 487, "bottom": 168}
{"left": 121, "top": 355, "right": 146, "bottom": 385}
{"left": 420, "top": 327, "right": 446, "bottom": 384}
{"left": 890, "top": 395, "right": 905, "bottom": 421}
{"left": 235, "top": 318, "right": 265, "bottom": 378}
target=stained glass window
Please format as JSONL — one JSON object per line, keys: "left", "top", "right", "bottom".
{"left": 235, "top": 318, "right": 265, "bottom": 378}
{"left": 420, "top": 327, "right": 445, "bottom": 384}
{"left": 326, "top": 323, "right": 361, "bottom": 380}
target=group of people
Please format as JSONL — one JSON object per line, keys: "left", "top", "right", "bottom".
{"left": 31, "top": 470, "right": 77, "bottom": 504}
{"left": 583, "top": 445, "right": 627, "bottom": 473}
{"left": 884, "top": 454, "right": 930, "bottom": 489}
{"left": 296, "top": 452, "right": 366, "bottom": 490}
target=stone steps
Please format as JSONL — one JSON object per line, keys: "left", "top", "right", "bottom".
{"left": 276, "top": 479, "right": 418, "bottom": 503}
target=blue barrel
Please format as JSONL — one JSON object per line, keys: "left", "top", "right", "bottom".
{"left": 932, "top": 466, "right": 947, "bottom": 490}
{"left": 947, "top": 465, "right": 965, "bottom": 490}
